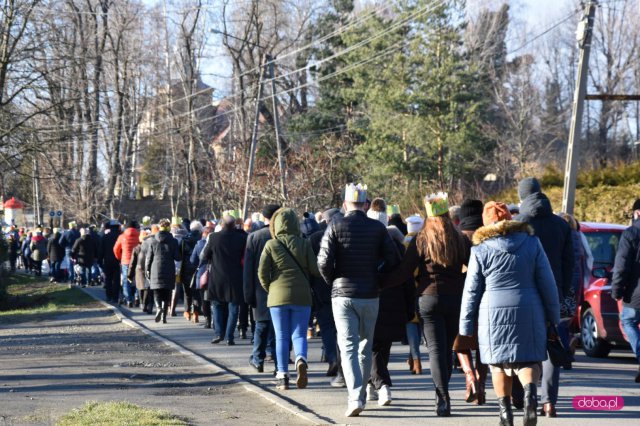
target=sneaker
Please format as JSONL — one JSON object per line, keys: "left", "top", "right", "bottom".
{"left": 331, "top": 374, "right": 346, "bottom": 388}
{"left": 296, "top": 359, "right": 308, "bottom": 389}
{"left": 276, "top": 376, "right": 290, "bottom": 390}
{"left": 249, "top": 359, "right": 264, "bottom": 373}
{"left": 366, "top": 383, "right": 378, "bottom": 401}
{"left": 344, "top": 401, "right": 364, "bottom": 417}
{"left": 378, "top": 385, "right": 392, "bottom": 406}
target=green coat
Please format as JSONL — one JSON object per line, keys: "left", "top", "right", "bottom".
{"left": 258, "top": 208, "right": 319, "bottom": 308}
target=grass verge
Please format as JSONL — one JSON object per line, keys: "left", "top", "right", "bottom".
{"left": 0, "top": 274, "right": 96, "bottom": 323}
{"left": 56, "top": 401, "right": 188, "bottom": 426}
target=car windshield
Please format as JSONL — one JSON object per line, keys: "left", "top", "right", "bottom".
{"left": 584, "top": 231, "right": 621, "bottom": 266}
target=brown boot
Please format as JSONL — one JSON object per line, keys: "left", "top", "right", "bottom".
{"left": 183, "top": 311, "right": 191, "bottom": 321}
{"left": 192, "top": 309, "right": 199, "bottom": 323}
{"left": 475, "top": 351, "right": 487, "bottom": 405}
{"left": 412, "top": 357, "right": 423, "bottom": 375}
{"left": 456, "top": 350, "right": 479, "bottom": 403}
{"left": 407, "top": 356, "right": 414, "bottom": 372}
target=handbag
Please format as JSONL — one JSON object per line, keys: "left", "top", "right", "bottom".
{"left": 199, "top": 265, "right": 209, "bottom": 290}
{"left": 547, "top": 325, "right": 572, "bottom": 368}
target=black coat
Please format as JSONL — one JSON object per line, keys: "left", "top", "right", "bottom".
{"left": 309, "top": 225, "right": 331, "bottom": 307}
{"left": 98, "top": 227, "right": 120, "bottom": 271}
{"left": 179, "top": 230, "right": 201, "bottom": 283}
{"left": 318, "top": 210, "right": 400, "bottom": 299}
{"left": 243, "top": 225, "right": 272, "bottom": 321}
{"left": 200, "top": 227, "right": 247, "bottom": 304}
{"left": 517, "top": 192, "right": 574, "bottom": 299}
{"left": 47, "top": 233, "right": 65, "bottom": 263}
{"left": 612, "top": 220, "right": 640, "bottom": 309}
{"left": 375, "top": 239, "right": 415, "bottom": 342}
{"left": 145, "top": 231, "right": 181, "bottom": 290}
{"left": 71, "top": 235, "right": 97, "bottom": 266}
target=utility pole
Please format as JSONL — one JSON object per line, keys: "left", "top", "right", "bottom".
{"left": 267, "top": 54, "right": 288, "bottom": 202}
{"left": 32, "top": 156, "right": 41, "bottom": 226}
{"left": 561, "top": 1, "right": 597, "bottom": 215}
{"left": 242, "top": 56, "right": 267, "bottom": 220}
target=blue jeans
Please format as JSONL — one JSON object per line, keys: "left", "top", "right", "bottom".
{"left": 121, "top": 265, "right": 133, "bottom": 304}
{"left": 50, "top": 261, "right": 61, "bottom": 282}
{"left": 332, "top": 297, "right": 379, "bottom": 404}
{"left": 212, "top": 300, "right": 239, "bottom": 342}
{"left": 91, "top": 263, "right": 101, "bottom": 282}
{"left": 252, "top": 320, "right": 276, "bottom": 366}
{"left": 621, "top": 306, "right": 640, "bottom": 361}
{"left": 78, "top": 265, "right": 91, "bottom": 286}
{"left": 65, "top": 248, "right": 74, "bottom": 281}
{"left": 315, "top": 303, "right": 338, "bottom": 364}
{"left": 406, "top": 322, "right": 421, "bottom": 359}
{"left": 270, "top": 305, "right": 311, "bottom": 375}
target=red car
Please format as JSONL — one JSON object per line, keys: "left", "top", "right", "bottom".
{"left": 576, "top": 222, "right": 631, "bottom": 358}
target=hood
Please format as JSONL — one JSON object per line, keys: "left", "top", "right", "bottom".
{"left": 155, "top": 230, "right": 173, "bottom": 242}
{"left": 269, "top": 208, "right": 300, "bottom": 239}
{"left": 518, "top": 192, "right": 553, "bottom": 218}
{"left": 473, "top": 220, "right": 534, "bottom": 253}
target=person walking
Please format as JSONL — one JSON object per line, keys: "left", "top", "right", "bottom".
{"left": 128, "top": 231, "right": 153, "bottom": 314}
{"left": 192, "top": 226, "right": 214, "bottom": 328}
{"left": 612, "top": 199, "right": 640, "bottom": 383}
{"left": 244, "top": 204, "right": 280, "bottom": 373}
{"left": 47, "top": 228, "right": 64, "bottom": 282}
{"left": 258, "top": 208, "right": 319, "bottom": 390}
{"left": 59, "top": 222, "right": 80, "bottom": 282}
{"left": 453, "top": 199, "right": 488, "bottom": 405}
{"left": 145, "top": 219, "right": 181, "bottom": 324}
{"left": 460, "top": 201, "right": 560, "bottom": 426}
{"left": 30, "top": 230, "right": 47, "bottom": 276}
{"left": 317, "top": 183, "right": 400, "bottom": 417}
{"left": 98, "top": 220, "right": 121, "bottom": 303}
{"left": 71, "top": 228, "right": 96, "bottom": 287}
{"left": 179, "top": 221, "right": 202, "bottom": 322}
{"left": 516, "top": 177, "right": 574, "bottom": 417}
{"left": 114, "top": 221, "right": 140, "bottom": 308}
{"left": 200, "top": 211, "right": 247, "bottom": 345}
{"left": 382, "top": 192, "right": 469, "bottom": 417}
{"left": 403, "top": 214, "right": 424, "bottom": 376}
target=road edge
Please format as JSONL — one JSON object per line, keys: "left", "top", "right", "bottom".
{"left": 80, "top": 288, "right": 327, "bottom": 426}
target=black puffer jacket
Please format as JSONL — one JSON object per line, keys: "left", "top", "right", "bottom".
{"left": 243, "top": 225, "right": 272, "bottom": 321}
{"left": 309, "top": 224, "right": 331, "bottom": 307}
{"left": 145, "top": 231, "right": 180, "bottom": 290}
{"left": 612, "top": 220, "right": 640, "bottom": 309}
{"left": 201, "top": 227, "right": 247, "bottom": 304}
{"left": 318, "top": 210, "right": 400, "bottom": 299}
{"left": 71, "top": 235, "right": 97, "bottom": 266}
{"left": 98, "top": 226, "right": 121, "bottom": 271}
{"left": 47, "top": 232, "right": 65, "bottom": 263}
{"left": 517, "top": 192, "right": 574, "bottom": 299}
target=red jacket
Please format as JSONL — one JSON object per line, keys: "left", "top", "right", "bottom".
{"left": 114, "top": 227, "right": 140, "bottom": 265}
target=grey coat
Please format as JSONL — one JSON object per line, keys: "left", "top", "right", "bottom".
{"left": 459, "top": 221, "right": 560, "bottom": 365}
{"left": 145, "top": 231, "right": 181, "bottom": 290}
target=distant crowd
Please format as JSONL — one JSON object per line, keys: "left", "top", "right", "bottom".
{"left": 4, "top": 176, "right": 640, "bottom": 424}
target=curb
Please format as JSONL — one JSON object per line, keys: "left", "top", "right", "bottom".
{"left": 80, "top": 288, "right": 328, "bottom": 425}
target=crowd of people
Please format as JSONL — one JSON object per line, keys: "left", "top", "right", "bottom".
{"left": 4, "top": 176, "right": 640, "bottom": 425}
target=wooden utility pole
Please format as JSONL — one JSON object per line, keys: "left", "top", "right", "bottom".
{"left": 267, "top": 54, "right": 288, "bottom": 202}
{"left": 561, "top": 1, "right": 597, "bottom": 215}
{"left": 242, "top": 56, "right": 267, "bottom": 221}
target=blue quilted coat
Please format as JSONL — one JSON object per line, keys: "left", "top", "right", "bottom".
{"left": 459, "top": 220, "right": 560, "bottom": 364}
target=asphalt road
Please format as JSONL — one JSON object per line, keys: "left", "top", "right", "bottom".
{"left": 80, "top": 287, "right": 640, "bottom": 425}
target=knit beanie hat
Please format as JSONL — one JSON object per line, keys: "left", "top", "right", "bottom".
{"left": 459, "top": 199, "right": 484, "bottom": 232}
{"left": 518, "top": 177, "right": 541, "bottom": 200}
{"left": 632, "top": 199, "right": 640, "bottom": 211}
{"left": 482, "top": 202, "right": 512, "bottom": 226}
{"left": 406, "top": 214, "right": 424, "bottom": 234}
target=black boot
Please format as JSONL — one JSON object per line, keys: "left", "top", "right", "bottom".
{"left": 523, "top": 383, "right": 538, "bottom": 426}
{"left": 162, "top": 302, "right": 168, "bottom": 324}
{"left": 154, "top": 300, "right": 162, "bottom": 323}
{"left": 435, "top": 389, "right": 451, "bottom": 417}
{"left": 498, "top": 396, "right": 514, "bottom": 426}
{"left": 204, "top": 316, "right": 212, "bottom": 329}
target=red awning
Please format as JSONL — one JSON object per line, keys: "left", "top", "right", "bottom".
{"left": 3, "top": 197, "right": 25, "bottom": 209}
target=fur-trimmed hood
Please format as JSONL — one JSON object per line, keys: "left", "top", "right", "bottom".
{"left": 473, "top": 220, "right": 534, "bottom": 247}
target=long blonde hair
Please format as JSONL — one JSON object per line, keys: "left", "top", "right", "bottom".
{"left": 416, "top": 213, "right": 467, "bottom": 267}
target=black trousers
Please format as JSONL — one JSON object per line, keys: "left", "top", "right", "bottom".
{"left": 238, "top": 302, "right": 255, "bottom": 332}
{"left": 370, "top": 339, "right": 393, "bottom": 389}
{"left": 139, "top": 289, "right": 154, "bottom": 312}
{"left": 154, "top": 289, "right": 172, "bottom": 312}
{"left": 420, "top": 294, "right": 461, "bottom": 394}
{"left": 103, "top": 265, "right": 120, "bottom": 302}
{"left": 182, "top": 275, "right": 194, "bottom": 312}
{"left": 197, "top": 289, "right": 211, "bottom": 318}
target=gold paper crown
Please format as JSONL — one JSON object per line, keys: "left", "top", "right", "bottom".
{"left": 345, "top": 183, "right": 367, "bottom": 203}
{"left": 424, "top": 192, "right": 449, "bottom": 217}
{"left": 387, "top": 204, "right": 401, "bottom": 216}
